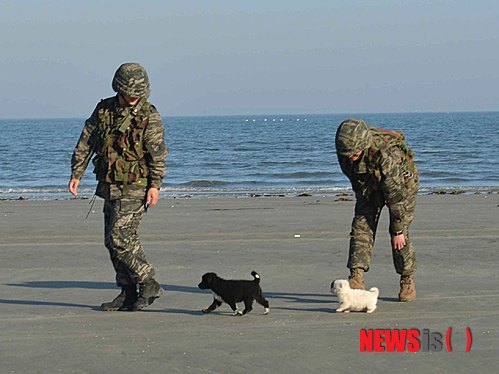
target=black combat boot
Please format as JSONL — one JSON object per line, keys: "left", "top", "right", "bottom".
{"left": 100, "top": 285, "right": 138, "bottom": 311}
{"left": 130, "top": 278, "right": 164, "bottom": 311}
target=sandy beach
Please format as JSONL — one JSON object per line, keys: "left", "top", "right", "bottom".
{"left": 1, "top": 193, "right": 498, "bottom": 373}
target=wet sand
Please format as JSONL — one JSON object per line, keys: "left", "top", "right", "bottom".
{"left": 1, "top": 194, "right": 498, "bottom": 373}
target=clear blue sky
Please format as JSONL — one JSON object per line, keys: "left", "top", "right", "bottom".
{"left": 1, "top": 0, "right": 498, "bottom": 118}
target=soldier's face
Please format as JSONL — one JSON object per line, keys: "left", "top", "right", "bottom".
{"left": 119, "top": 95, "right": 140, "bottom": 107}
{"left": 349, "top": 151, "right": 363, "bottom": 161}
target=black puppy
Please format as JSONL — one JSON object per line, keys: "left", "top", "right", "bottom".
{"left": 198, "top": 271, "right": 270, "bottom": 316}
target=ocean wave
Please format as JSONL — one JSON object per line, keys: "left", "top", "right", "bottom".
{"left": 179, "top": 180, "right": 229, "bottom": 187}
{"left": 0, "top": 187, "right": 73, "bottom": 194}
{"left": 266, "top": 171, "right": 333, "bottom": 179}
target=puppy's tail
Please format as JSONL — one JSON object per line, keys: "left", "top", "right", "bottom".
{"left": 369, "top": 287, "right": 379, "bottom": 296}
{"left": 251, "top": 271, "right": 261, "bottom": 283}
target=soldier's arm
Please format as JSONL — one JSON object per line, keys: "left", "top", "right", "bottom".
{"left": 143, "top": 110, "right": 168, "bottom": 189}
{"left": 380, "top": 147, "right": 407, "bottom": 234}
{"left": 71, "top": 107, "right": 99, "bottom": 180}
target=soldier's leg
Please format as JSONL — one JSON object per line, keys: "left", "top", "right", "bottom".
{"left": 392, "top": 177, "right": 419, "bottom": 302}
{"left": 391, "top": 178, "right": 418, "bottom": 276}
{"left": 106, "top": 198, "right": 164, "bottom": 311}
{"left": 106, "top": 198, "right": 155, "bottom": 283}
{"left": 347, "top": 194, "right": 383, "bottom": 277}
{"left": 101, "top": 199, "right": 138, "bottom": 310}
{"left": 104, "top": 199, "right": 135, "bottom": 286}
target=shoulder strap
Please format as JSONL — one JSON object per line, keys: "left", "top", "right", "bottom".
{"left": 371, "top": 126, "right": 404, "bottom": 141}
{"left": 118, "top": 97, "right": 148, "bottom": 133}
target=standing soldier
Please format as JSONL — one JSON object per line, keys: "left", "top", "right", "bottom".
{"left": 69, "top": 63, "right": 168, "bottom": 311}
{"left": 335, "top": 118, "right": 419, "bottom": 301}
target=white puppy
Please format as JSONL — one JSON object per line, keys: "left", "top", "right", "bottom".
{"left": 331, "top": 279, "right": 379, "bottom": 313}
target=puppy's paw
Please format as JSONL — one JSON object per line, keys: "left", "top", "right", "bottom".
{"left": 263, "top": 308, "right": 270, "bottom": 315}
{"left": 233, "top": 310, "right": 243, "bottom": 316}
{"left": 336, "top": 308, "right": 350, "bottom": 313}
{"left": 202, "top": 309, "right": 211, "bottom": 314}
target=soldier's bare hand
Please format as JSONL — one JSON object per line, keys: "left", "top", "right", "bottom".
{"left": 146, "top": 188, "right": 160, "bottom": 209}
{"left": 68, "top": 178, "right": 80, "bottom": 196}
{"left": 391, "top": 233, "right": 406, "bottom": 251}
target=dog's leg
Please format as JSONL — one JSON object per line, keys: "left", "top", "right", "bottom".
{"left": 242, "top": 299, "right": 253, "bottom": 315}
{"left": 255, "top": 292, "right": 270, "bottom": 315}
{"left": 227, "top": 302, "right": 242, "bottom": 316}
{"left": 366, "top": 306, "right": 376, "bottom": 313}
{"left": 336, "top": 303, "right": 349, "bottom": 313}
{"left": 202, "top": 298, "right": 222, "bottom": 314}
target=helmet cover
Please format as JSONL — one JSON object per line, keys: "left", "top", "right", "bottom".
{"left": 335, "top": 118, "right": 372, "bottom": 156}
{"left": 112, "top": 62, "right": 150, "bottom": 98}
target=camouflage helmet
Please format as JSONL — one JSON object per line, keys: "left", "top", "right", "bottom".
{"left": 112, "top": 62, "right": 150, "bottom": 98}
{"left": 335, "top": 118, "right": 372, "bottom": 156}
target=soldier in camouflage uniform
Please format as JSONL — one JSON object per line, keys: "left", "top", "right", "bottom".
{"left": 335, "top": 118, "right": 419, "bottom": 302}
{"left": 68, "top": 63, "right": 168, "bottom": 311}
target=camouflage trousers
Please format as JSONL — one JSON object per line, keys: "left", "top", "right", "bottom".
{"left": 103, "top": 198, "right": 155, "bottom": 287}
{"left": 347, "top": 177, "right": 419, "bottom": 276}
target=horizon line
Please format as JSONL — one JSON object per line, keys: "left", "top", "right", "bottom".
{"left": 1, "top": 109, "right": 499, "bottom": 121}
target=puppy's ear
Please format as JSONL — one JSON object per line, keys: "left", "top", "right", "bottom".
{"left": 207, "top": 273, "right": 217, "bottom": 284}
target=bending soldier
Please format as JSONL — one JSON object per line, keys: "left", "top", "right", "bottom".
{"left": 335, "top": 118, "right": 419, "bottom": 302}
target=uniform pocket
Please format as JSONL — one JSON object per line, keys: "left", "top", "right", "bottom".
{"left": 119, "top": 199, "right": 145, "bottom": 214}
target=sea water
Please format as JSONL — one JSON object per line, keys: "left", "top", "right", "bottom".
{"left": 1, "top": 112, "right": 498, "bottom": 199}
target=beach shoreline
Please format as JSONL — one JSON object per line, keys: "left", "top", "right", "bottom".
{"left": 2, "top": 185, "right": 499, "bottom": 201}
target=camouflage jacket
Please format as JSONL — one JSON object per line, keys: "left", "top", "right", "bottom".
{"left": 338, "top": 127, "right": 418, "bottom": 233}
{"left": 71, "top": 95, "right": 167, "bottom": 200}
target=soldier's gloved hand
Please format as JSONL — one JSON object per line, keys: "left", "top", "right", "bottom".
{"left": 146, "top": 188, "right": 160, "bottom": 209}
{"left": 391, "top": 233, "right": 406, "bottom": 251}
